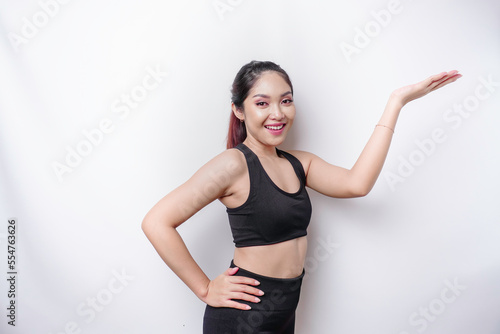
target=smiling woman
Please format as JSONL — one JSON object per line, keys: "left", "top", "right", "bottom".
{"left": 141, "top": 60, "right": 461, "bottom": 333}
{"left": 227, "top": 61, "right": 295, "bottom": 149}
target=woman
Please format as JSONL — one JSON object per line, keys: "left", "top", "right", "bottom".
{"left": 142, "top": 61, "right": 461, "bottom": 333}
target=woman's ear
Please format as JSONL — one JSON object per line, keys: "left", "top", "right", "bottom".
{"left": 231, "top": 103, "right": 245, "bottom": 122}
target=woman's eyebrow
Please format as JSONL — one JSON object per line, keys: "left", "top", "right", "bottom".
{"left": 252, "top": 91, "right": 293, "bottom": 98}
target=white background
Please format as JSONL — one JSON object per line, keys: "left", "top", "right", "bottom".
{"left": 1, "top": 0, "right": 499, "bottom": 333}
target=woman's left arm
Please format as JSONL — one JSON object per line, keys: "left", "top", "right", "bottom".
{"left": 292, "top": 70, "right": 462, "bottom": 198}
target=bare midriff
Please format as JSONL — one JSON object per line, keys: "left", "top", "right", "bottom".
{"left": 233, "top": 235, "right": 307, "bottom": 279}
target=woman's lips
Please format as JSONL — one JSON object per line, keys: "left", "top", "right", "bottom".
{"left": 264, "top": 123, "right": 286, "bottom": 135}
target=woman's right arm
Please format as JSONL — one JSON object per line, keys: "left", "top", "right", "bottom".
{"left": 141, "top": 149, "right": 263, "bottom": 310}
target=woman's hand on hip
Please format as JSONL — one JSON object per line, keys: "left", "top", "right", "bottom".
{"left": 202, "top": 267, "right": 264, "bottom": 310}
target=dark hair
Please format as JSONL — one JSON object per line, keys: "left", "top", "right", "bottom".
{"left": 226, "top": 61, "right": 294, "bottom": 149}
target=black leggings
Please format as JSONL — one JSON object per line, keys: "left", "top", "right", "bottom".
{"left": 203, "top": 260, "right": 305, "bottom": 334}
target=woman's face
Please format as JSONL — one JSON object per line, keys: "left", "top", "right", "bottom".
{"left": 236, "top": 71, "right": 295, "bottom": 148}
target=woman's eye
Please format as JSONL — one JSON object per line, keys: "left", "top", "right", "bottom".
{"left": 282, "top": 99, "right": 293, "bottom": 104}
{"left": 256, "top": 102, "right": 267, "bottom": 106}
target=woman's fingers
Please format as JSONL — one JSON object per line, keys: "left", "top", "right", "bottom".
{"left": 232, "top": 291, "right": 261, "bottom": 303}
{"left": 223, "top": 285, "right": 263, "bottom": 310}
{"left": 229, "top": 274, "right": 260, "bottom": 287}
{"left": 427, "top": 71, "right": 449, "bottom": 86}
{"left": 225, "top": 299, "right": 253, "bottom": 310}
{"left": 431, "top": 72, "right": 462, "bottom": 91}
{"left": 429, "top": 71, "right": 454, "bottom": 83}
{"left": 227, "top": 275, "right": 264, "bottom": 300}
{"left": 204, "top": 269, "right": 265, "bottom": 309}
{"left": 225, "top": 268, "right": 262, "bottom": 292}
{"left": 226, "top": 266, "right": 239, "bottom": 276}
{"left": 428, "top": 70, "right": 461, "bottom": 89}
{"left": 214, "top": 279, "right": 263, "bottom": 310}
{"left": 229, "top": 279, "right": 264, "bottom": 296}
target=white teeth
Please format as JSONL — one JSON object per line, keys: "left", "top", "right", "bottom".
{"left": 265, "top": 124, "right": 284, "bottom": 130}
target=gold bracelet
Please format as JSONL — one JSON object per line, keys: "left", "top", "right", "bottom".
{"left": 375, "top": 124, "right": 395, "bottom": 133}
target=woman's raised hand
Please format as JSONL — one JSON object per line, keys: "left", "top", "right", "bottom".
{"left": 391, "top": 70, "right": 462, "bottom": 107}
{"left": 202, "top": 267, "right": 264, "bottom": 310}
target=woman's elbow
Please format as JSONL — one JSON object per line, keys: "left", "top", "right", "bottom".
{"left": 141, "top": 213, "right": 159, "bottom": 236}
{"left": 141, "top": 217, "right": 152, "bottom": 235}
{"left": 349, "top": 183, "right": 372, "bottom": 198}
{"left": 141, "top": 213, "right": 178, "bottom": 237}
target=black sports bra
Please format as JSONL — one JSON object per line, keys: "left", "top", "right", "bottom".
{"left": 227, "top": 143, "right": 312, "bottom": 248}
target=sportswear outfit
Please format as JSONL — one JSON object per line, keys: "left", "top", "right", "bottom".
{"left": 203, "top": 143, "right": 312, "bottom": 334}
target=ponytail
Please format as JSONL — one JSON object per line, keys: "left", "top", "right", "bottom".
{"left": 226, "top": 112, "right": 247, "bottom": 149}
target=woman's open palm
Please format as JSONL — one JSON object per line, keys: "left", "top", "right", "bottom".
{"left": 392, "top": 70, "right": 462, "bottom": 106}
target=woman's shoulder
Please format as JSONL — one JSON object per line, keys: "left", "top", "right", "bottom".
{"left": 282, "top": 149, "right": 318, "bottom": 177}
{"left": 199, "top": 147, "right": 247, "bottom": 178}
{"left": 184, "top": 148, "right": 247, "bottom": 197}
{"left": 282, "top": 149, "right": 313, "bottom": 159}
{"left": 283, "top": 149, "right": 315, "bottom": 163}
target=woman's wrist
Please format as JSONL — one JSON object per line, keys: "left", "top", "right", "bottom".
{"left": 195, "top": 279, "right": 211, "bottom": 302}
{"left": 388, "top": 92, "right": 406, "bottom": 109}
{"left": 375, "top": 94, "right": 403, "bottom": 132}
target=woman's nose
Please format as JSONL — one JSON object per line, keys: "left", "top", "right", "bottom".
{"left": 269, "top": 104, "right": 284, "bottom": 120}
